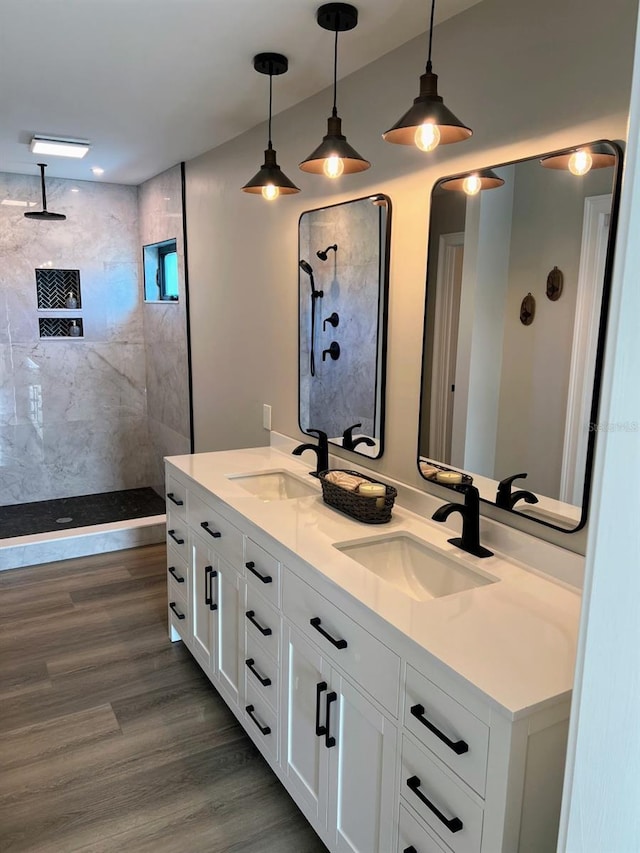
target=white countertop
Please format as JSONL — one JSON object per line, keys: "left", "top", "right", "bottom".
{"left": 166, "top": 445, "right": 581, "bottom": 720}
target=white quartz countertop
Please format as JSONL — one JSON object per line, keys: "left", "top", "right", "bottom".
{"left": 166, "top": 446, "right": 581, "bottom": 720}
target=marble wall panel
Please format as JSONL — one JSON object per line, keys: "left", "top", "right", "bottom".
{"left": 146, "top": 416, "right": 192, "bottom": 496}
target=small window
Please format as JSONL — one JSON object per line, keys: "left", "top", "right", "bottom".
{"left": 143, "top": 239, "right": 179, "bottom": 302}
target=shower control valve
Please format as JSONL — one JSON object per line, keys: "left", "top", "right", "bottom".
{"left": 322, "top": 342, "right": 341, "bottom": 362}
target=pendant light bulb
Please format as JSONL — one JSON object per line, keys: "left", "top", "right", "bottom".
{"left": 415, "top": 122, "right": 441, "bottom": 152}
{"left": 568, "top": 149, "right": 593, "bottom": 176}
{"left": 262, "top": 184, "right": 280, "bottom": 201}
{"left": 462, "top": 174, "right": 482, "bottom": 195}
{"left": 323, "top": 155, "right": 345, "bottom": 178}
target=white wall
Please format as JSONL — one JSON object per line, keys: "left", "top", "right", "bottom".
{"left": 184, "top": 0, "right": 637, "bottom": 551}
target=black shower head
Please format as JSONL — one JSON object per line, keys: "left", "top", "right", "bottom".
{"left": 24, "top": 163, "right": 66, "bottom": 221}
{"left": 299, "top": 259, "right": 314, "bottom": 276}
{"left": 316, "top": 244, "right": 338, "bottom": 261}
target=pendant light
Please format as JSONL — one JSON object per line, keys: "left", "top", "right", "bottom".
{"left": 299, "top": 3, "right": 370, "bottom": 178}
{"left": 24, "top": 163, "right": 66, "bottom": 221}
{"left": 242, "top": 53, "right": 300, "bottom": 200}
{"left": 539, "top": 143, "right": 616, "bottom": 176}
{"left": 382, "top": 0, "right": 472, "bottom": 151}
{"left": 440, "top": 169, "right": 504, "bottom": 195}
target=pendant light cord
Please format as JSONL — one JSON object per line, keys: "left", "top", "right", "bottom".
{"left": 332, "top": 27, "right": 338, "bottom": 118}
{"left": 267, "top": 69, "right": 273, "bottom": 148}
{"left": 427, "top": 0, "right": 436, "bottom": 71}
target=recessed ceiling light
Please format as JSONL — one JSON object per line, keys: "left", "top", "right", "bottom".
{"left": 91, "top": 167, "right": 105, "bottom": 176}
{"left": 30, "top": 135, "right": 91, "bottom": 159}
{"left": 2, "top": 198, "right": 36, "bottom": 207}
{"left": 70, "top": 188, "right": 80, "bottom": 193}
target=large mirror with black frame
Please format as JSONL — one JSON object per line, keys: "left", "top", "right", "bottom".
{"left": 418, "top": 141, "right": 622, "bottom": 531}
{"left": 299, "top": 194, "right": 391, "bottom": 459}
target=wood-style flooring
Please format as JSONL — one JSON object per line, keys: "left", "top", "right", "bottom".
{"left": 0, "top": 544, "right": 328, "bottom": 853}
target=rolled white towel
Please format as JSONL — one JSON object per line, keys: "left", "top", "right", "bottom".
{"left": 324, "top": 471, "right": 368, "bottom": 491}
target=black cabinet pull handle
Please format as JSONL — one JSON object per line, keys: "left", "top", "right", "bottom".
{"left": 166, "top": 492, "right": 184, "bottom": 506}
{"left": 245, "top": 610, "right": 272, "bottom": 636}
{"left": 246, "top": 704, "right": 271, "bottom": 736}
{"left": 325, "top": 691, "right": 337, "bottom": 748}
{"left": 200, "top": 521, "right": 221, "bottom": 539}
{"left": 315, "top": 681, "right": 328, "bottom": 737}
{"left": 410, "top": 704, "right": 469, "bottom": 755}
{"left": 167, "top": 529, "right": 184, "bottom": 545}
{"left": 168, "top": 565, "right": 185, "bottom": 583}
{"left": 245, "top": 658, "right": 272, "bottom": 687}
{"left": 406, "top": 776, "right": 463, "bottom": 834}
{"left": 245, "top": 560, "right": 273, "bottom": 584}
{"left": 403, "top": 848, "right": 418, "bottom": 853}
{"left": 310, "top": 617, "right": 347, "bottom": 649}
{"left": 169, "top": 601, "right": 186, "bottom": 620}
{"left": 204, "top": 565, "right": 213, "bottom": 606}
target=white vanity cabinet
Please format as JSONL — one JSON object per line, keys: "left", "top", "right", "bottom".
{"left": 165, "top": 455, "right": 576, "bottom": 853}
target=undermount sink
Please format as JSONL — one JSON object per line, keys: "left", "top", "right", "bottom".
{"left": 229, "top": 470, "right": 318, "bottom": 501}
{"left": 334, "top": 533, "right": 497, "bottom": 601}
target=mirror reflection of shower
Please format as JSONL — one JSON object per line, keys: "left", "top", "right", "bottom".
{"left": 299, "top": 259, "right": 323, "bottom": 376}
{"left": 316, "top": 244, "right": 338, "bottom": 261}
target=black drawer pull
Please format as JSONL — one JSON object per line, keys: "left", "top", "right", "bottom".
{"left": 410, "top": 704, "right": 469, "bottom": 755}
{"left": 167, "top": 529, "right": 184, "bottom": 545}
{"left": 200, "top": 521, "right": 221, "bottom": 538}
{"left": 245, "top": 560, "right": 273, "bottom": 584}
{"left": 245, "top": 610, "right": 272, "bottom": 636}
{"left": 168, "top": 565, "right": 185, "bottom": 583}
{"left": 406, "top": 776, "right": 463, "bottom": 834}
{"left": 325, "top": 690, "right": 337, "bottom": 749}
{"left": 166, "top": 492, "right": 184, "bottom": 506}
{"left": 310, "top": 616, "right": 347, "bottom": 650}
{"left": 245, "top": 658, "right": 272, "bottom": 687}
{"left": 403, "top": 848, "right": 418, "bottom": 853}
{"left": 246, "top": 704, "right": 271, "bottom": 736}
{"left": 204, "top": 566, "right": 218, "bottom": 610}
{"left": 315, "top": 681, "right": 328, "bottom": 737}
{"left": 169, "top": 601, "right": 186, "bottom": 620}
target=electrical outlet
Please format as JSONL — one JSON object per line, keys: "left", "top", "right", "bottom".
{"left": 263, "top": 404, "right": 272, "bottom": 431}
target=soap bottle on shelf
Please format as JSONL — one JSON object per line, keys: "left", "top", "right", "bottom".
{"left": 65, "top": 291, "right": 78, "bottom": 309}
{"left": 69, "top": 320, "right": 81, "bottom": 337}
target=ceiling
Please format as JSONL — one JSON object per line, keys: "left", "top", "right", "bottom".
{"left": 0, "top": 0, "right": 480, "bottom": 186}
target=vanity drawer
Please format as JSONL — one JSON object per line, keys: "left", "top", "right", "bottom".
{"left": 244, "top": 536, "right": 281, "bottom": 607}
{"left": 167, "top": 543, "right": 189, "bottom": 588}
{"left": 283, "top": 570, "right": 400, "bottom": 717}
{"left": 245, "top": 586, "right": 281, "bottom": 662}
{"left": 166, "top": 513, "right": 188, "bottom": 555}
{"left": 188, "top": 491, "right": 243, "bottom": 566}
{"left": 168, "top": 589, "right": 190, "bottom": 644}
{"left": 404, "top": 665, "right": 489, "bottom": 797}
{"left": 245, "top": 633, "right": 279, "bottom": 711}
{"left": 398, "top": 803, "right": 450, "bottom": 853}
{"left": 165, "top": 473, "right": 187, "bottom": 519}
{"left": 401, "top": 735, "right": 483, "bottom": 853}
{"left": 244, "top": 681, "right": 278, "bottom": 764}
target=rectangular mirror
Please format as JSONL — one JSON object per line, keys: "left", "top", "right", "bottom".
{"left": 299, "top": 194, "right": 391, "bottom": 459}
{"left": 143, "top": 238, "right": 179, "bottom": 302}
{"left": 418, "top": 141, "right": 622, "bottom": 531}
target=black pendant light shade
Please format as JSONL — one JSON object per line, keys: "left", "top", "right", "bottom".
{"left": 24, "top": 163, "right": 66, "bottom": 220}
{"left": 242, "top": 53, "right": 300, "bottom": 199}
{"left": 299, "top": 3, "right": 370, "bottom": 177}
{"left": 440, "top": 168, "right": 504, "bottom": 194}
{"left": 539, "top": 142, "right": 617, "bottom": 175}
{"left": 383, "top": 0, "right": 471, "bottom": 150}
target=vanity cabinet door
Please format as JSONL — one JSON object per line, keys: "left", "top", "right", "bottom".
{"left": 215, "top": 557, "right": 242, "bottom": 709}
{"left": 191, "top": 536, "right": 216, "bottom": 673}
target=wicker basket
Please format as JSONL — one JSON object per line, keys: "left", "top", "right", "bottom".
{"left": 318, "top": 470, "right": 397, "bottom": 524}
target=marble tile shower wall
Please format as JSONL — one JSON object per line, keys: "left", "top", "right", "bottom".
{"left": 137, "top": 165, "right": 191, "bottom": 495}
{"left": 0, "top": 172, "right": 153, "bottom": 506}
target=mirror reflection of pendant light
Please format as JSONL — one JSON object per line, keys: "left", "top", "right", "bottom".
{"left": 299, "top": 3, "right": 370, "bottom": 178}
{"left": 242, "top": 53, "right": 300, "bottom": 200}
{"left": 539, "top": 143, "right": 616, "bottom": 176}
{"left": 382, "top": 0, "right": 472, "bottom": 151}
{"left": 24, "top": 163, "right": 66, "bottom": 220}
{"left": 440, "top": 169, "right": 505, "bottom": 195}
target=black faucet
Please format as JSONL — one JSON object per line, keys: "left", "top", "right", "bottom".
{"left": 432, "top": 484, "right": 493, "bottom": 558}
{"left": 292, "top": 429, "right": 329, "bottom": 477}
{"left": 495, "top": 473, "right": 539, "bottom": 510}
{"left": 342, "top": 423, "right": 375, "bottom": 451}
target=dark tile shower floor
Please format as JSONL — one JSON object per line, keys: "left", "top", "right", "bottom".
{"left": 0, "top": 488, "right": 166, "bottom": 539}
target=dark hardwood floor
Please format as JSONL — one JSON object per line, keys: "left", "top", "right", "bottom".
{"left": 0, "top": 544, "right": 328, "bottom": 853}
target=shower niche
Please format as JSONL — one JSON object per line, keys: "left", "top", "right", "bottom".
{"left": 36, "top": 268, "right": 84, "bottom": 338}
{"left": 298, "top": 194, "right": 391, "bottom": 459}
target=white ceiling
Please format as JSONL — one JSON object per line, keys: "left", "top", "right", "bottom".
{"left": 0, "top": 0, "right": 480, "bottom": 186}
